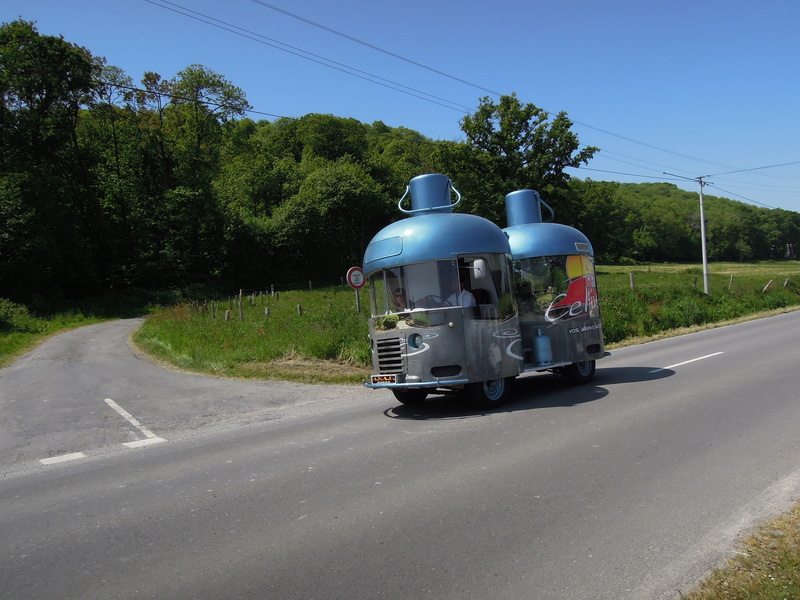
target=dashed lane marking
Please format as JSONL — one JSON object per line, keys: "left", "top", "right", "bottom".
{"left": 649, "top": 351, "right": 724, "bottom": 374}
{"left": 40, "top": 452, "right": 87, "bottom": 465}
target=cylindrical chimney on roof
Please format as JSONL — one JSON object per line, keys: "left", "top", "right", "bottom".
{"left": 505, "top": 189, "right": 543, "bottom": 227}
{"left": 408, "top": 173, "right": 453, "bottom": 214}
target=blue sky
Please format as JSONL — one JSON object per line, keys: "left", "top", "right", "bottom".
{"left": 4, "top": 0, "right": 800, "bottom": 212}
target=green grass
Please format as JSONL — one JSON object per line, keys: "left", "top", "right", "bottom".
{"left": 682, "top": 503, "right": 800, "bottom": 599}
{"left": 598, "top": 263, "right": 800, "bottom": 344}
{"left": 133, "top": 287, "right": 372, "bottom": 384}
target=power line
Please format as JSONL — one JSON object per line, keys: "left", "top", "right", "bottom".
{"left": 571, "top": 121, "right": 743, "bottom": 169}
{"left": 574, "top": 164, "right": 794, "bottom": 207}
{"left": 146, "top": 2, "right": 756, "bottom": 173}
{"left": 708, "top": 160, "right": 800, "bottom": 178}
{"left": 588, "top": 147, "right": 800, "bottom": 201}
{"left": 706, "top": 184, "right": 776, "bottom": 209}
{"left": 589, "top": 151, "right": 700, "bottom": 180}
{"left": 248, "top": 0, "right": 502, "bottom": 97}
{"left": 574, "top": 166, "right": 688, "bottom": 182}
{"left": 145, "top": 0, "right": 471, "bottom": 113}
{"left": 252, "top": 0, "right": 723, "bottom": 174}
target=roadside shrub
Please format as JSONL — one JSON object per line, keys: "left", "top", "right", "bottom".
{"left": 0, "top": 299, "right": 37, "bottom": 333}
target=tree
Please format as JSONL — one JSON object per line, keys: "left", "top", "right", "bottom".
{"left": 568, "top": 179, "right": 633, "bottom": 262}
{"left": 365, "top": 122, "right": 437, "bottom": 201}
{"left": 0, "top": 20, "right": 99, "bottom": 302}
{"left": 436, "top": 94, "right": 597, "bottom": 223}
{"left": 136, "top": 66, "right": 250, "bottom": 287}
{"left": 268, "top": 161, "right": 390, "bottom": 281}
{"left": 294, "top": 114, "right": 367, "bottom": 163}
{"left": 167, "top": 65, "right": 250, "bottom": 188}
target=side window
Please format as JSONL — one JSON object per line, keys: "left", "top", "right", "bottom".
{"left": 368, "top": 271, "right": 390, "bottom": 316}
{"left": 462, "top": 256, "right": 494, "bottom": 306}
{"left": 384, "top": 268, "right": 407, "bottom": 313}
{"left": 461, "top": 255, "right": 516, "bottom": 320}
{"left": 514, "top": 255, "right": 596, "bottom": 319}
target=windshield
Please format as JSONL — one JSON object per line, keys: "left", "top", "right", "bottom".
{"left": 367, "top": 255, "right": 516, "bottom": 319}
{"left": 368, "top": 260, "right": 459, "bottom": 317}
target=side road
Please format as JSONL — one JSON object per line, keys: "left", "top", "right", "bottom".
{"left": 0, "top": 318, "right": 368, "bottom": 470}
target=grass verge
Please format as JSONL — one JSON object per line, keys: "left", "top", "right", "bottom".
{"left": 682, "top": 503, "right": 800, "bottom": 599}
{"left": 132, "top": 288, "right": 371, "bottom": 384}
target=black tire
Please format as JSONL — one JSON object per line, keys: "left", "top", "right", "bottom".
{"left": 392, "top": 388, "right": 428, "bottom": 405}
{"left": 467, "top": 377, "right": 513, "bottom": 409}
{"left": 563, "top": 360, "right": 596, "bottom": 385}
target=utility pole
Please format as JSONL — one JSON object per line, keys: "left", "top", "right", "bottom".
{"left": 664, "top": 172, "right": 711, "bottom": 295}
{"left": 696, "top": 176, "right": 710, "bottom": 295}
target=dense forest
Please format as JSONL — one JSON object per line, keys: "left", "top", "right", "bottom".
{"left": 2, "top": 20, "right": 799, "bottom": 309}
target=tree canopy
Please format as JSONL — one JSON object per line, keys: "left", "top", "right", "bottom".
{"left": 436, "top": 94, "right": 597, "bottom": 222}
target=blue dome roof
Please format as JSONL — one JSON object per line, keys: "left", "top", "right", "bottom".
{"left": 363, "top": 213, "right": 511, "bottom": 273}
{"left": 503, "top": 222, "right": 594, "bottom": 259}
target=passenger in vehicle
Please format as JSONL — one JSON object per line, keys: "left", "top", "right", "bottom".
{"left": 391, "top": 288, "right": 412, "bottom": 312}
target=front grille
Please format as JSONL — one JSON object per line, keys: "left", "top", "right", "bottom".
{"left": 376, "top": 337, "right": 403, "bottom": 373}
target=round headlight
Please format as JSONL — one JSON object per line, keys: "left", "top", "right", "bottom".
{"left": 408, "top": 333, "right": 423, "bottom": 349}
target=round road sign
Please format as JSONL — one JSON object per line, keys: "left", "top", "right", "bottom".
{"left": 346, "top": 266, "right": 365, "bottom": 290}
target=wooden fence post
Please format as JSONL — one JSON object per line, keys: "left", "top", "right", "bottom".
{"left": 629, "top": 272, "right": 635, "bottom": 290}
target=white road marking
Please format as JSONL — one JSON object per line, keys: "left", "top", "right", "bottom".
{"left": 105, "top": 398, "right": 166, "bottom": 446}
{"left": 40, "top": 452, "right": 86, "bottom": 465}
{"left": 649, "top": 352, "right": 724, "bottom": 373}
{"left": 38, "top": 400, "right": 166, "bottom": 464}
{"left": 123, "top": 438, "right": 165, "bottom": 448}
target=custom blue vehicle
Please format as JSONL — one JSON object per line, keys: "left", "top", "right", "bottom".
{"left": 363, "top": 174, "right": 606, "bottom": 409}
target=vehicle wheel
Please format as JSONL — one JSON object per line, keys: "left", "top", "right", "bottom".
{"left": 392, "top": 388, "right": 428, "bottom": 405}
{"left": 467, "top": 377, "right": 513, "bottom": 409}
{"left": 563, "top": 360, "right": 595, "bottom": 385}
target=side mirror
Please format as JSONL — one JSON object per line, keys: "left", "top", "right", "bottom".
{"left": 472, "top": 259, "right": 487, "bottom": 280}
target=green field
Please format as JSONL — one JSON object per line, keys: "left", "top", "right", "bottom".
{"left": 124, "top": 261, "right": 800, "bottom": 384}
{"left": 597, "top": 263, "right": 800, "bottom": 345}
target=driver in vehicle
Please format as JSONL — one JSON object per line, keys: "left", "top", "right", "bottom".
{"left": 446, "top": 278, "right": 477, "bottom": 307}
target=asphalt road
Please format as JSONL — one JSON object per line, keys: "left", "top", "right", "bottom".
{"left": 1, "top": 313, "right": 799, "bottom": 599}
